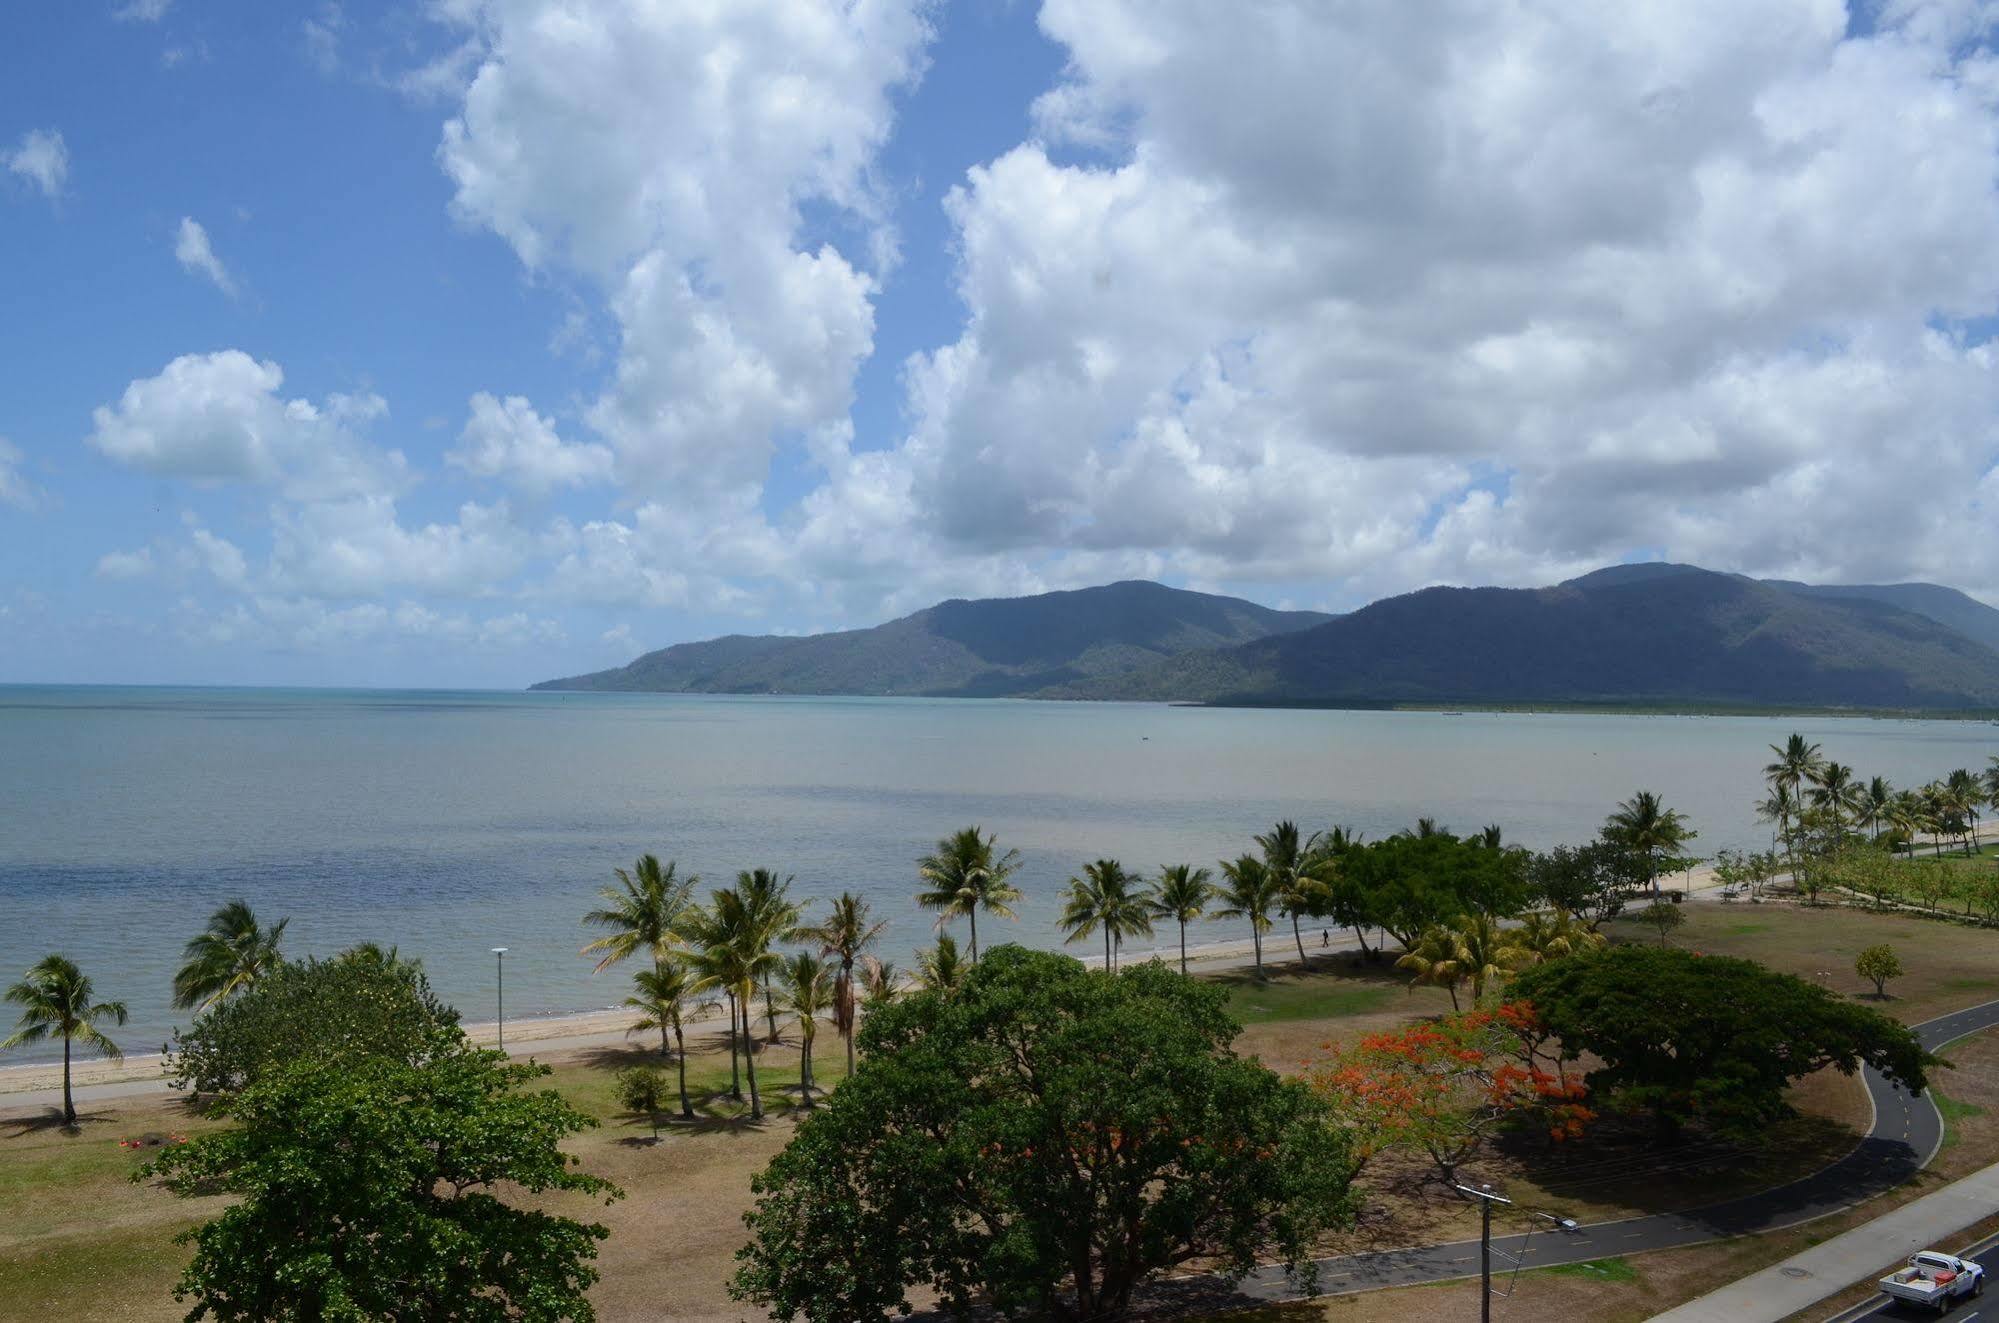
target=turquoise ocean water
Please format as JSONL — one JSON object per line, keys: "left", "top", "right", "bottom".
{"left": 2, "top": 685, "right": 1994, "bottom": 1061}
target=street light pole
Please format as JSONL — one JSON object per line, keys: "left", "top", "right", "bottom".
{"left": 491, "top": 946, "right": 508, "bottom": 1052}
{"left": 1453, "top": 1182, "right": 1513, "bottom": 1323}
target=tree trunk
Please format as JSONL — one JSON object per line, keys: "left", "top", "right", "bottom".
{"left": 1104, "top": 928, "right": 1112, "bottom": 972}
{"left": 674, "top": 1023, "right": 692, "bottom": 1119}
{"left": 659, "top": 1021, "right": 671, "bottom": 1058}
{"left": 763, "top": 976, "right": 779, "bottom": 1043}
{"left": 1292, "top": 911, "right": 1308, "bottom": 967}
{"left": 1178, "top": 920, "right": 1188, "bottom": 976}
{"left": 725, "top": 992, "right": 742, "bottom": 1100}
{"left": 843, "top": 959, "right": 857, "bottom": 1077}
{"left": 1252, "top": 927, "right": 1264, "bottom": 980}
{"left": 1351, "top": 925, "right": 1373, "bottom": 958}
{"left": 800, "top": 1032, "right": 812, "bottom": 1107}
{"left": 968, "top": 908, "right": 979, "bottom": 963}
{"left": 62, "top": 1033, "right": 73, "bottom": 1127}
{"left": 743, "top": 996, "right": 763, "bottom": 1120}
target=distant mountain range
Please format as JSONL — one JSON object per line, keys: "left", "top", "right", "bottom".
{"left": 533, "top": 580, "right": 1332, "bottom": 697}
{"left": 534, "top": 565, "right": 1999, "bottom": 712}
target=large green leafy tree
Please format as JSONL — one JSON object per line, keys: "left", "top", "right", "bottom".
{"left": 141, "top": 1051, "right": 618, "bottom": 1322}
{"left": 165, "top": 950, "right": 462, "bottom": 1096}
{"left": 1511, "top": 946, "right": 1932, "bottom": 1135}
{"left": 732, "top": 947, "right": 1355, "bottom": 1322}
{"left": 2, "top": 954, "right": 127, "bottom": 1126}
{"left": 1338, "top": 832, "right": 1530, "bottom": 950}
{"left": 1527, "top": 841, "right": 1639, "bottom": 929}
{"left": 173, "top": 901, "right": 288, "bottom": 1012}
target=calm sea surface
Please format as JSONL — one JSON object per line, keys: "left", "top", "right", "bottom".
{"left": 2, "top": 685, "right": 1995, "bottom": 1061}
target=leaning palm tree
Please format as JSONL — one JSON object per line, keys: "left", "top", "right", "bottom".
{"left": 1604, "top": 790, "right": 1696, "bottom": 897}
{"left": 1395, "top": 926, "right": 1469, "bottom": 1011}
{"left": 1149, "top": 864, "right": 1214, "bottom": 975}
{"left": 915, "top": 933, "right": 966, "bottom": 992}
{"left": 736, "top": 868, "right": 803, "bottom": 1043}
{"left": 581, "top": 854, "right": 697, "bottom": 978}
{"left": 780, "top": 952, "right": 833, "bottom": 1107}
{"left": 1256, "top": 820, "right": 1333, "bottom": 968}
{"left": 915, "top": 826, "right": 1023, "bottom": 962}
{"left": 1212, "top": 854, "right": 1282, "bottom": 980}
{"left": 807, "top": 892, "right": 888, "bottom": 1077}
{"left": 172, "top": 900, "right": 288, "bottom": 1011}
{"left": 3, "top": 955, "right": 127, "bottom": 1126}
{"left": 624, "top": 961, "right": 710, "bottom": 1119}
{"left": 1058, "top": 859, "right": 1154, "bottom": 970}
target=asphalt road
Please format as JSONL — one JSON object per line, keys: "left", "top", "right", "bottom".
{"left": 1828, "top": 1230, "right": 1999, "bottom": 1321}
{"left": 1143, "top": 997, "right": 1999, "bottom": 1314}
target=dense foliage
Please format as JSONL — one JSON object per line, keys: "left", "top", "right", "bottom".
{"left": 731, "top": 946, "right": 1356, "bottom": 1321}
{"left": 141, "top": 1050, "right": 617, "bottom": 1322}
{"left": 1333, "top": 831, "right": 1531, "bottom": 949}
{"left": 1511, "top": 946, "right": 1934, "bottom": 1134}
{"left": 165, "top": 950, "right": 463, "bottom": 1096}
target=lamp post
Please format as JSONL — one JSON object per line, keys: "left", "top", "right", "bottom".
{"left": 492, "top": 946, "right": 509, "bottom": 1052}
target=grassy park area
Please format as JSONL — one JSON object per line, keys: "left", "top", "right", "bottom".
{"left": 9, "top": 899, "right": 1999, "bottom": 1322}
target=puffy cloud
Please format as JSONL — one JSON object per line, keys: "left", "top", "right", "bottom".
{"left": 433, "top": 0, "right": 932, "bottom": 498}
{"left": 447, "top": 392, "right": 612, "bottom": 494}
{"left": 173, "top": 217, "right": 238, "bottom": 297}
{"left": 86, "top": 351, "right": 401, "bottom": 500}
{"left": 95, "top": 548, "right": 154, "bottom": 579}
{"left": 113, "top": 0, "right": 171, "bottom": 21}
{"left": 6, "top": 129, "right": 68, "bottom": 199}
{"left": 265, "top": 495, "right": 538, "bottom": 600}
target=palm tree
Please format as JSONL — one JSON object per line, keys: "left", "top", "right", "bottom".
{"left": 1503, "top": 909, "right": 1605, "bottom": 967}
{"left": 1447, "top": 912, "right": 1519, "bottom": 1002}
{"left": 1149, "top": 864, "right": 1214, "bottom": 974}
{"left": 737, "top": 868, "right": 803, "bottom": 1043}
{"left": 915, "top": 826, "right": 1023, "bottom": 962}
{"left": 1058, "top": 859, "right": 1154, "bottom": 970}
{"left": 1861, "top": 776, "right": 1895, "bottom": 841}
{"left": 172, "top": 900, "right": 288, "bottom": 1011}
{"left": 623, "top": 961, "right": 710, "bottom": 1119}
{"left": 1809, "top": 762, "right": 1861, "bottom": 827}
{"left": 685, "top": 886, "right": 785, "bottom": 1120}
{"left": 1256, "top": 820, "right": 1333, "bottom": 968}
{"left": 807, "top": 892, "right": 888, "bottom": 1077}
{"left": 860, "top": 955, "right": 903, "bottom": 1009}
{"left": 1947, "top": 769, "right": 1984, "bottom": 855}
{"left": 1756, "top": 783, "right": 1798, "bottom": 856}
{"left": 1890, "top": 788, "right": 1929, "bottom": 856}
{"left": 915, "top": 933, "right": 966, "bottom": 992}
{"left": 1212, "top": 854, "right": 1281, "bottom": 980}
{"left": 1985, "top": 757, "right": 1999, "bottom": 822}
{"left": 1921, "top": 781, "right": 1952, "bottom": 857}
{"left": 1604, "top": 790, "right": 1695, "bottom": 897}
{"left": 781, "top": 953, "right": 833, "bottom": 1107}
{"left": 1763, "top": 734, "right": 1822, "bottom": 867}
{"left": 1395, "top": 926, "right": 1469, "bottom": 1011}
{"left": 3, "top": 955, "right": 127, "bottom": 1126}
{"left": 581, "top": 854, "right": 697, "bottom": 977}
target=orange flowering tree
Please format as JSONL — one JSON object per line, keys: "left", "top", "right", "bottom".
{"left": 1310, "top": 1001, "right": 1591, "bottom": 1186}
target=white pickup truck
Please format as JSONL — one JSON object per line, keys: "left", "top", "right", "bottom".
{"left": 1879, "top": 1251, "right": 1985, "bottom": 1313}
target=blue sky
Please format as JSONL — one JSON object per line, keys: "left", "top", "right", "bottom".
{"left": 4, "top": 1, "right": 1998, "bottom": 687}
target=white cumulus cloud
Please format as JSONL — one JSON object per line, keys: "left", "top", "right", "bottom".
{"left": 174, "top": 217, "right": 238, "bottom": 297}
{"left": 447, "top": 392, "right": 612, "bottom": 495}
{"left": 6, "top": 129, "right": 68, "bottom": 199}
{"left": 0, "top": 438, "right": 37, "bottom": 510}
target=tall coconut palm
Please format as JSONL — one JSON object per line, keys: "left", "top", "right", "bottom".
{"left": 736, "top": 868, "right": 803, "bottom": 1043}
{"left": 3, "top": 955, "right": 127, "bottom": 1126}
{"left": 1212, "top": 854, "right": 1281, "bottom": 980}
{"left": 623, "top": 961, "right": 710, "bottom": 1119}
{"left": 1889, "top": 789, "right": 1928, "bottom": 856}
{"left": 807, "top": 892, "right": 888, "bottom": 1077}
{"left": 1947, "top": 769, "right": 1984, "bottom": 855}
{"left": 1861, "top": 776, "right": 1895, "bottom": 841}
{"left": 1256, "top": 820, "right": 1333, "bottom": 968}
{"left": 780, "top": 952, "right": 833, "bottom": 1107}
{"left": 1604, "top": 790, "right": 1695, "bottom": 897}
{"left": 1763, "top": 734, "right": 1823, "bottom": 866}
{"left": 1149, "top": 864, "right": 1214, "bottom": 975}
{"left": 581, "top": 854, "right": 697, "bottom": 978}
{"left": 1809, "top": 762, "right": 1862, "bottom": 827}
{"left": 1058, "top": 859, "right": 1154, "bottom": 970}
{"left": 172, "top": 900, "right": 288, "bottom": 1012}
{"left": 915, "top": 933, "right": 966, "bottom": 992}
{"left": 915, "top": 826, "right": 1023, "bottom": 963}
{"left": 1985, "top": 757, "right": 1999, "bottom": 818}
{"left": 1756, "top": 783, "right": 1798, "bottom": 856}
{"left": 1920, "top": 781, "right": 1953, "bottom": 857}
{"left": 686, "top": 886, "right": 785, "bottom": 1119}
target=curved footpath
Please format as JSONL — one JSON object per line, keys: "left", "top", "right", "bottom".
{"left": 1144, "top": 997, "right": 1999, "bottom": 1315}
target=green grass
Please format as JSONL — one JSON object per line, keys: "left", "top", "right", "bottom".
{"left": 1721, "top": 922, "right": 1772, "bottom": 936}
{"left": 0, "top": 1221, "right": 197, "bottom": 1323}
{"left": 1216, "top": 975, "right": 1397, "bottom": 1025}
{"left": 1540, "top": 1257, "right": 1639, "bottom": 1283}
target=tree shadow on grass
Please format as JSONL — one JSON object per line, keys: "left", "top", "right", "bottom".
{"left": 1, "top": 1105, "right": 120, "bottom": 1137}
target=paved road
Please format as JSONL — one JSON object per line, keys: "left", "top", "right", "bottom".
{"left": 1143, "top": 997, "right": 1999, "bottom": 1314}
{"left": 1826, "top": 1230, "right": 1999, "bottom": 1321}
